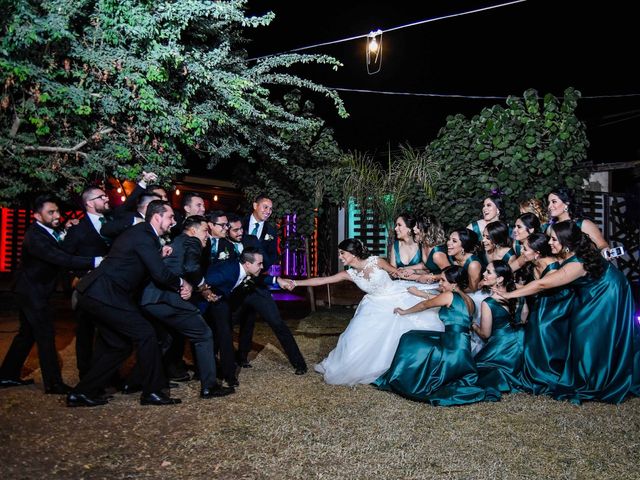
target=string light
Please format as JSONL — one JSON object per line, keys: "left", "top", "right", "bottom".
{"left": 120, "top": 195, "right": 126, "bottom": 202}
{"left": 175, "top": 188, "right": 181, "bottom": 196}
{"left": 366, "top": 30, "right": 382, "bottom": 75}
{"left": 213, "top": 194, "right": 218, "bottom": 201}
{"left": 116, "top": 187, "right": 122, "bottom": 194}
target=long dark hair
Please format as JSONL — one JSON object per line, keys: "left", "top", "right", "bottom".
{"left": 443, "top": 265, "right": 469, "bottom": 291}
{"left": 516, "top": 213, "right": 541, "bottom": 235}
{"left": 338, "top": 238, "right": 370, "bottom": 260}
{"left": 485, "top": 193, "right": 507, "bottom": 223}
{"left": 515, "top": 232, "right": 551, "bottom": 285}
{"left": 452, "top": 228, "right": 480, "bottom": 255}
{"left": 490, "top": 260, "right": 520, "bottom": 326}
{"left": 485, "top": 221, "right": 512, "bottom": 249}
{"left": 551, "top": 221, "right": 604, "bottom": 279}
{"left": 549, "top": 186, "right": 580, "bottom": 220}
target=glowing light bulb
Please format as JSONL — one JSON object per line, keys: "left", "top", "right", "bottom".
{"left": 368, "top": 37, "right": 379, "bottom": 53}
{"left": 175, "top": 188, "right": 181, "bottom": 196}
{"left": 213, "top": 195, "right": 218, "bottom": 201}
{"left": 117, "top": 187, "right": 122, "bottom": 194}
{"left": 120, "top": 195, "right": 126, "bottom": 202}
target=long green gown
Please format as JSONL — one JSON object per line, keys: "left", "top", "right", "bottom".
{"left": 474, "top": 297, "right": 525, "bottom": 393}
{"left": 518, "top": 262, "right": 574, "bottom": 395}
{"left": 424, "top": 244, "right": 450, "bottom": 274}
{"left": 374, "top": 292, "right": 500, "bottom": 406}
{"left": 552, "top": 256, "right": 640, "bottom": 404}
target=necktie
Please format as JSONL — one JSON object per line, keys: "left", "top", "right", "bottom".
{"left": 233, "top": 243, "right": 239, "bottom": 255}
{"left": 52, "top": 230, "right": 62, "bottom": 243}
{"left": 210, "top": 238, "right": 218, "bottom": 257}
{"left": 251, "top": 222, "right": 259, "bottom": 236}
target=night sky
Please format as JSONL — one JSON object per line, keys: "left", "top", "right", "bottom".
{"left": 245, "top": 1, "right": 639, "bottom": 163}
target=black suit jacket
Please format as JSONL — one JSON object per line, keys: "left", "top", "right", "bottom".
{"left": 208, "top": 237, "right": 236, "bottom": 267}
{"left": 140, "top": 233, "right": 203, "bottom": 308}
{"left": 242, "top": 216, "right": 277, "bottom": 270}
{"left": 62, "top": 215, "right": 111, "bottom": 277}
{"left": 77, "top": 222, "right": 181, "bottom": 311}
{"left": 14, "top": 223, "right": 95, "bottom": 309}
{"left": 205, "top": 259, "right": 276, "bottom": 300}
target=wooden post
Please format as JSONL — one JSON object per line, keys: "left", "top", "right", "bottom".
{"left": 304, "top": 238, "right": 316, "bottom": 312}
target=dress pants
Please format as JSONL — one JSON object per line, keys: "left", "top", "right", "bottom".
{"left": 140, "top": 302, "right": 217, "bottom": 390}
{"left": 205, "top": 300, "right": 236, "bottom": 383}
{"left": 0, "top": 294, "right": 64, "bottom": 388}
{"left": 237, "top": 290, "right": 306, "bottom": 370}
{"left": 73, "top": 293, "right": 165, "bottom": 396}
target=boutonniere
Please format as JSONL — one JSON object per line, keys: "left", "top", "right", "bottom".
{"left": 218, "top": 250, "right": 229, "bottom": 260}
{"left": 264, "top": 234, "right": 274, "bottom": 241}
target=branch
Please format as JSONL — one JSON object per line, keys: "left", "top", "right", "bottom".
{"left": 23, "top": 127, "right": 114, "bottom": 158}
{"left": 9, "top": 117, "right": 21, "bottom": 138}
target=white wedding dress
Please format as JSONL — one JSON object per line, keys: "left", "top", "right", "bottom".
{"left": 315, "top": 256, "right": 445, "bottom": 385}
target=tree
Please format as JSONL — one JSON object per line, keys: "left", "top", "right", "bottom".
{"left": 0, "top": 0, "right": 346, "bottom": 205}
{"left": 420, "top": 88, "right": 589, "bottom": 228}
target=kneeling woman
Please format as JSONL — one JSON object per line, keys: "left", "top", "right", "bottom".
{"left": 374, "top": 266, "right": 500, "bottom": 406}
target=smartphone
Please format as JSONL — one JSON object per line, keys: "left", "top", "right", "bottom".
{"left": 604, "top": 246, "right": 625, "bottom": 259}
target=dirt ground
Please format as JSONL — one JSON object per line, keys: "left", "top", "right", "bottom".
{"left": 1, "top": 292, "right": 639, "bottom": 479}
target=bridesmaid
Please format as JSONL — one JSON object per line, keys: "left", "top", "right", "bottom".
{"left": 467, "top": 193, "right": 505, "bottom": 240}
{"left": 516, "top": 233, "right": 572, "bottom": 395}
{"left": 389, "top": 213, "right": 424, "bottom": 272}
{"left": 546, "top": 187, "right": 609, "bottom": 252}
{"left": 482, "top": 221, "right": 518, "bottom": 268}
{"left": 512, "top": 213, "right": 541, "bottom": 256}
{"left": 498, "top": 221, "right": 639, "bottom": 404}
{"left": 447, "top": 228, "right": 483, "bottom": 292}
{"left": 374, "top": 266, "right": 500, "bottom": 406}
{"left": 397, "top": 215, "right": 450, "bottom": 283}
{"left": 519, "top": 198, "right": 549, "bottom": 230}
{"left": 472, "top": 260, "right": 526, "bottom": 393}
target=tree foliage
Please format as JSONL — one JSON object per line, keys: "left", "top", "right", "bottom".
{"left": 0, "top": 0, "right": 346, "bottom": 205}
{"left": 420, "top": 88, "right": 589, "bottom": 228}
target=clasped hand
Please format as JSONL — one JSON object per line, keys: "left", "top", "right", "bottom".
{"left": 180, "top": 280, "right": 193, "bottom": 300}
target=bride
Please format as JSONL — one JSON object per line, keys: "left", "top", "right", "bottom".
{"left": 287, "top": 238, "right": 444, "bottom": 385}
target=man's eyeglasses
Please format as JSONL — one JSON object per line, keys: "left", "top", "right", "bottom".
{"left": 89, "top": 194, "right": 109, "bottom": 201}
{"left": 212, "top": 222, "right": 230, "bottom": 229}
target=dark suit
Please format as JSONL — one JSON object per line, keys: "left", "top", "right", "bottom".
{"left": 242, "top": 216, "right": 278, "bottom": 270}
{"left": 205, "top": 260, "right": 306, "bottom": 374}
{"left": 138, "top": 234, "right": 217, "bottom": 390}
{"left": 0, "top": 223, "right": 94, "bottom": 389}
{"left": 62, "top": 215, "right": 111, "bottom": 378}
{"left": 73, "top": 223, "right": 182, "bottom": 396}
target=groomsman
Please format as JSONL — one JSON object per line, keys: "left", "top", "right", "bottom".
{"left": 68, "top": 200, "right": 190, "bottom": 407}
{"left": 0, "top": 195, "right": 99, "bottom": 393}
{"left": 62, "top": 186, "right": 112, "bottom": 379}
{"left": 242, "top": 194, "right": 277, "bottom": 269}
{"left": 205, "top": 247, "right": 308, "bottom": 376}
{"left": 138, "top": 215, "right": 234, "bottom": 399}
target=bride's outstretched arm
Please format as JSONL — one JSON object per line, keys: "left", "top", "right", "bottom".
{"left": 290, "top": 270, "right": 351, "bottom": 288}
{"left": 394, "top": 291, "right": 452, "bottom": 315}
{"left": 376, "top": 257, "right": 399, "bottom": 276}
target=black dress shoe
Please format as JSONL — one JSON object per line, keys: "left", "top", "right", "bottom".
{"left": 66, "top": 392, "right": 109, "bottom": 407}
{"left": 121, "top": 384, "right": 142, "bottom": 395}
{"left": 238, "top": 361, "right": 252, "bottom": 369}
{"left": 200, "top": 385, "right": 235, "bottom": 398}
{"left": 294, "top": 366, "right": 308, "bottom": 375}
{"left": 45, "top": 383, "right": 72, "bottom": 395}
{"left": 225, "top": 378, "right": 239, "bottom": 388}
{"left": 0, "top": 378, "right": 34, "bottom": 389}
{"left": 140, "top": 392, "right": 182, "bottom": 406}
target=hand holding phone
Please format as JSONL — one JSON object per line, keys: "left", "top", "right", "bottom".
{"left": 603, "top": 246, "right": 625, "bottom": 259}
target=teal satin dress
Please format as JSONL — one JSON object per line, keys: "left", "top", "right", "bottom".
{"left": 393, "top": 240, "right": 422, "bottom": 267}
{"left": 518, "top": 262, "right": 574, "bottom": 395}
{"left": 424, "top": 244, "right": 450, "bottom": 274}
{"left": 475, "top": 297, "right": 525, "bottom": 393}
{"left": 552, "top": 257, "right": 639, "bottom": 404}
{"left": 374, "top": 293, "right": 500, "bottom": 406}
